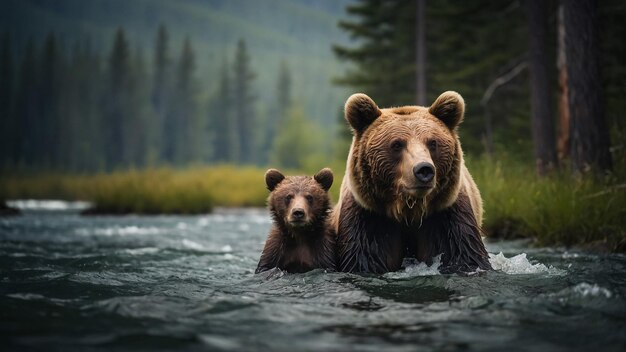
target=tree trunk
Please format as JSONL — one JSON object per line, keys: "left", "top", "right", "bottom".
{"left": 563, "top": 0, "right": 612, "bottom": 175}
{"left": 556, "top": 4, "right": 570, "bottom": 161}
{"left": 415, "top": 0, "right": 427, "bottom": 106}
{"left": 525, "top": 0, "right": 557, "bottom": 176}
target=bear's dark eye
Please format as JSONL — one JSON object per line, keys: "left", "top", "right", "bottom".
{"left": 390, "top": 139, "right": 405, "bottom": 152}
{"left": 305, "top": 194, "right": 313, "bottom": 203}
{"left": 427, "top": 139, "right": 437, "bottom": 153}
{"left": 285, "top": 194, "right": 294, "bottom": 205}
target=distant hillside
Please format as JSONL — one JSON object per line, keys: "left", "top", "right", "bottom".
{"left": 1, "top": 0, "right": 355, "bottom": 127}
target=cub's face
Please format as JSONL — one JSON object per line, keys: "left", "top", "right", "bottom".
{"left": 265, "top": 168, "right": 333, "bottom": 231}
{"left": 344, "top": 92, "right": 464, "bottom": 221}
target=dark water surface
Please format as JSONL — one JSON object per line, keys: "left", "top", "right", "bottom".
{"left": 1, "top": 202, "right": 625, "bottom": 351}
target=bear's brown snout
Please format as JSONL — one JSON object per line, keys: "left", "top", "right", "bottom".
{"left": 413, "top": 162, "right": 435, "bottom": 184}
{"left": 291, "top": 208, "right": 305, "bottom": 220}
{"left": 288, "top": 196, "right": 309, "bottom": 225}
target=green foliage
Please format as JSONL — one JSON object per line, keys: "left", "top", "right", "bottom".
{"left": 270, "top": 106, "right": 327, "bottom": 172}
{"left": 469, "top": 155, "right": 626, "bottom": 251}
{"left": 334, "top": 0, "right": 533, "bottom": 157}
{"left": 333, "top": 0, "right": 417, "bottom": 107}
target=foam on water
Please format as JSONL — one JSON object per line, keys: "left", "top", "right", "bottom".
{"left": 489, "top": 252, "right": 565, "bottom": 275}
{"left": 181, "top": 239, "right": 207, "bottom": 251}
{"left": 571, "top": 282, "right": 613, "bottom": 298}
{"left": 76, "top": 226, "right": 164, "bottom": 236}
{"left": 123, "top": 247, "right": 160, "bottom": 255}
{"left": 8, "top": 199, "right": 92, "bottom": 211}
{"left": 384, "top": 256, "right": 442, "bottom": 279}
{"left": 384, "top": 252, "right": 563, "bottom": 278}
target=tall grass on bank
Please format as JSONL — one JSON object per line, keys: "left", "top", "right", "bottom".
{"left": 0, "top": 166, "right": 270, "bottom": 214}
{"left": 469, "top": 156, "right": 626, "bottom": 251}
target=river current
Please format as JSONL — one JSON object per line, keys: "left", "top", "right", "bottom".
{"left": 1, "top": 201, "right": 624, "bottom": 351}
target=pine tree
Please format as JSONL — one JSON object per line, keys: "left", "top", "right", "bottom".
{"left": 104, "top": 28, "right": 132, "bottom": 169}
{"left": 211, "top": 57, "right": 238, "bottom": 163}
{"left": 276, "top": 60, "right": 292, "bottom": 121}
{"left": 260, "top": 59, "right": 292, "bottom": 165}
{"left": 415, "top": 0, "right": 427, "bottom": 106}
{"left": 39, "top": 32, "right": 64, "bottom": 168}
{"left": 525, "top": 0, "right": 557, "bottom": 176}
{"left": 563, "top": 0, "right": 612, "bottom": 175}
{"left": 333, "top": 0, "right": 417, "bottom": 107}
{"left": 0, "top": 32, "right": 14, "bottom": 168}
{"left": 232, "top": 39, "right": 256, "bottom": 164}
{"left": 173, "top": 36, "right": 200, "bottom": 164}
{"left": 128, "top": 46, "right": 151, "bottom": 167}
{"left": 152, "top": 24, "right": 172, "bottom": 163}
{"left": 65, "top": 38, "right": 104, "bottom": 171}
{"left": 15, "top": 38, "right": 40, "bottom": 168}
{"left": 335, "top": 1, "right": 531, "bottom": 156}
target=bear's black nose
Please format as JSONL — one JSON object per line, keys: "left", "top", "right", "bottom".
{"left": 413, "top": 162, "right": 435, "bottom": 183}
{"left": 292, "top": 208, "right": 305, "bottom": 220}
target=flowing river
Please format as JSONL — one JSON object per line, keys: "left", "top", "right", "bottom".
{"left": 1, "top": 201, "right": 624, "bottom": 351}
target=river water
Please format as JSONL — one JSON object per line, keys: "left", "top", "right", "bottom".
{"left": 1, "top": 202, "right": 625, "bottom": 351}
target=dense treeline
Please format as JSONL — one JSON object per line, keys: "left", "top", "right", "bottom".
{"left": 0, "top": 25, "right": 325, "bottom": 172}
{"left": 334, "top": 0, "right": 625, "bottom": 174}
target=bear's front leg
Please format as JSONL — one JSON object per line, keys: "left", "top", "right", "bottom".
{"left": 414, "top": 193, "right": 492, "bottom": 274}
{"left": 337, "top": 192, "right": 404, "bottom": 273}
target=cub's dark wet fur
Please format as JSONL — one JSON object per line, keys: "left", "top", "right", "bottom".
{"left": 256, "top": 168, "right": 336, "bottom": 273}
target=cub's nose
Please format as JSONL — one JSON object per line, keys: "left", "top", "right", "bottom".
{"left": 291, "top": 208, "right": 305, "bottom": 220}
{"left": 413, "top": 162, "right": 435, "bottom": 184}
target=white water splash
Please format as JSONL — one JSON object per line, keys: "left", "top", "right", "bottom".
{"left": 489, "top": 252, "right": 564, "bottom": 275}
{"left": 384, "top": 255, "right": 442, "bottom": 278}
{"left": 124, "top": 247, "right": 160, "bottom": 256}
{"left": 76, "top": 226, "right": 163, "bottom": 236}
{"left": 571, "top": 282, "right": 613, "bottom": 298}
{"left": 8, "top": 199, "right": 91, "bottom": 211}
{"left": 181, "top": 239, "right": 206, "bottom": 251}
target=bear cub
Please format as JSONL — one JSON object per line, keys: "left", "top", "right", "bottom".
{"left": 255, "top": 168, "right": 336, "bottom": 273}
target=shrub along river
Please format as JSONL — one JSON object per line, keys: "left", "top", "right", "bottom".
{"left": 1, "top": 202, "right": 625, "bottom": 351}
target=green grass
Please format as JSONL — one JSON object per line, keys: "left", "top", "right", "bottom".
{"left": 0, "top": 166, "right": 269, "bottom": 214}
{"left": 1, "top": 159, "right": 624, "bottom": 251}
{"left": 468, "top": 156, "right": 626, "bottom": 251}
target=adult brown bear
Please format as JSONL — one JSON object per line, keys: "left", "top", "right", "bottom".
{"left": 332, "top": 91, "right": 491, "bottom": 274}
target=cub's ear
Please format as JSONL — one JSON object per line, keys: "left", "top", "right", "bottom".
{"left": 265, "top": 169, "right": 285, "bottom": 191}
{"left": 428, "top": 91, "right": 465, "bottom": 131}
{"left": 314, "top": 168, "right": 333, "bottom": 192}
{"left": 345, "top": 93, "right": 382, "bottom": 135}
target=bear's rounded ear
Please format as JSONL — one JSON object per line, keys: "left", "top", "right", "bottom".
{"left": 428, "top": 91, "right": 465, "bottom": 131}
{"left": 345, "top": 93, "right": 382, "bottom": 135}
{"left": 314, "top": 168, "right": 333, "bottom": 191}
{"left": 265, "top": 169, "right": 285, "bottom": 191}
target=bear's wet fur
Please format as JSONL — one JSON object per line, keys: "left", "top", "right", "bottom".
{"left": 255, "top": 168, "right": 336, "bottom": 273}
{"left": 333, "top": 91, "right": 491, "bottom": 274}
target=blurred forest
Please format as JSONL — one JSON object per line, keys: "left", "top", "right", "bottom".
{"left": 0, "top": 0, "right": 624, "bottom": 175}
{"left": 0, "top": 0, "right": 352, "bottom": 172}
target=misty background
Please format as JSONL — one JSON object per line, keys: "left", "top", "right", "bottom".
{"left": 0, "top": 0, "right": 624, "bottom": 175}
